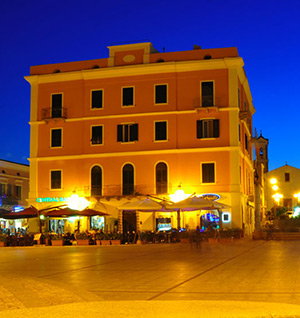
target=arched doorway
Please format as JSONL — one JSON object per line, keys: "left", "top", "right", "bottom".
{"left": 156, "top": 162, "right": 168, "bottom": 194}
{"left": 91, "top": 166, "right": 102, "bottom": 196}
{"left": 122, "top": 164, "right": 134, "bottom": 195}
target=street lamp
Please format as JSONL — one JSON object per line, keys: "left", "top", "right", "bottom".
{"left": 294, "top": 193, "right": 300, "bottom": 202}
{"left": 272, "top": 193, "right": 283, "bottom": 204}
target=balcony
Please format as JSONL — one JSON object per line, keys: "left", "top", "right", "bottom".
{"left": 41, "top": 107, "right": 67, "bottom": 120}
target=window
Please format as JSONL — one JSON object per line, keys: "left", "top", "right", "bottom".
{"left": 91, "top": 90, "right": 103, "bottom": 109}
{"left": 238, "top": 124, "right": 241, "bottom": 142}
{"left": 0, "top": 183, "right": 6, "bottom": 196}
{"left": 155, "top": 84, "right": 167, "bottom": 104}
{"left": 245, "top": 134, "right": 249, "bottom": 152}
{"left": 117, "top": 124, "right": 138, "bottom": 142}
{"left": 202, "top": 163, "right": 215, "bottom": 183}
{"left": 260, "top": 148, "right": 264, "bottom": 158}
{"left": 156, "top": 162, "right": 168, "bottom": 194}
{"left": 51, "top": 170, "right": 61, "bottom": 189}
{"left": 285, "top": 173, "right": 290, "bottom": 182}
{"left": 122, "top": 87, "right": 134, "bottom": 106}
{"left": 51, "top": 129, "right": 62, "bottom": 147}
{"left": 155, "top": 121, "right": 167, "bottom": 141}
{"left": 15, "top": 185, "right": 21, "bottom": 199}
{"left": 197, "top": 120, "right": 219, "bottom": 138}
{"left": 51, "top": 93, "right": 62, "bottom": 118}
{"left": 201, "top": 81, "right": 214, "bottom": 107}
{"left": 91, "top": 126, "right": 103, "bottom": 145}
{"left": 91, "top": 166, "right": 102, "bottom": 196}
{"left": 7, "top": 184, "right": 12, "bottom": 197}
{"left": 122, "top": 164, "right": 134, "bottom": 195}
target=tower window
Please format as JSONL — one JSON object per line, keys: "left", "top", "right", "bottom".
{"left": 260, "top": 148, "right": 264, "bottom": 158}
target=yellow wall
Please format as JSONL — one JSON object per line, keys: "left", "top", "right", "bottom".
{"left": 26, "top": 43, "right": 256, "bottom": 233}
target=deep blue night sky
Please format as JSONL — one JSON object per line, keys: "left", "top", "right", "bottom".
{"left": 0, "top": 0, "right": 299, "bottom": 171}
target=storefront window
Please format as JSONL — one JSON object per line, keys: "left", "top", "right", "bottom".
{"left": 90, "top": 216, "right": 105, "bottom": 230}
{"left": 156, "top": 217, "right": 171, "bottom": 231}
{"left": 49, "top": 219, "right": 65, "bottom": 234}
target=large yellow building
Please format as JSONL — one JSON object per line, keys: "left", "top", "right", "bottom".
{"left": 25, "top": 42, "right": 255, "bottom": 235}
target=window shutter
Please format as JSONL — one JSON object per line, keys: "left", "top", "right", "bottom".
{"left": 117, "top": 125, "right": 123, "bottom": 142}
{"left": 130, "top": 124, "right": 138, "bottom": 141}
{"left": 197, "top": 120, "right": 203, "bottom": 138}
{"left": 213, "top": 120, "right": 219, "bottom": 138}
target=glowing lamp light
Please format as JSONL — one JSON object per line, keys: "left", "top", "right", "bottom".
{"left": 68, "top": 194, "right": 89, "bottom": 211}
{"left": 169, "top": 189, "right": 190, "bottom": 203}
{"left": 272, "top": 193, "right": 283, "bottom": 203}
{"left": 294, "top": 193, "right": 300, "bottom": 202}
{"left": 40, "top": 215, "right": 45, "bottom": 220}
{"left": 270, "top": 178, "right": 277, "bottom": 185}
{"left": 272, "top": 185, "right": 278, "bottom": 191}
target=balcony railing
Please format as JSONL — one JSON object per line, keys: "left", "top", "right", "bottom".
{"left": 41, "top": 107, "right": 67, "bottom": 120}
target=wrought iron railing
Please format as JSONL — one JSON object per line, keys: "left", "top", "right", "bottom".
{"left": 41, "top": 107, "right": 67, "bottom": 120}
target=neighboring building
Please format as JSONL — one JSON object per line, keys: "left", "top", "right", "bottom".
{"left": 0, "top": 159, "right": 29, "bottom": 229}
{"left": 265, "top": 164, "right": 300, "bottom": 214}
{"left": 25, "top": 42, "right": 256, "bottom": 234}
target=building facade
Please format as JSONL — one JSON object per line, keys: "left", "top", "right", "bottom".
{"left": 0, "top": 159, "right": 29, "bottom": 230}
{"left": 265, "top": 164, "right": 300, "bottom": 214}
{"left": 25, "top": 42, "right": 255, "bottom": 234}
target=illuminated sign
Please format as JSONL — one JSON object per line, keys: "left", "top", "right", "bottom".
{"left": 13, "top": 206, "right": 24, "bottom": 212}
{"left": 36, "top": 197, "right": 68, "bottom": 203}
{"left": 199, "top": 193, "right": 221, "bottom": 201}
{"left": 222, "top": 212, "right": 231, "bottom": 223}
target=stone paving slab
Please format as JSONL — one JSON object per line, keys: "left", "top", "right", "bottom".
{"left": 1, "top": 240, "right": 300, "bottom": 316}
{"left": 1, "top": 300, "right": 300, "bottom": 318}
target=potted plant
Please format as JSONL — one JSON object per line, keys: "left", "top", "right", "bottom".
{"left": 50, "top": 234, "right": 64, "bottom": 246}
{"left": 219, "top": 229, "right": 234, "bottom": 243}
{"left": 76, "top": 232, "right": 90, "bottom": 245}
{"left": 95, "top": 232, "right": 110, "bottom": 245}
{"left": 110, "top": 232, "right": 122, "bottom": 245}
{"left": 0, "top": 234, "right": 7, "bottom": 247}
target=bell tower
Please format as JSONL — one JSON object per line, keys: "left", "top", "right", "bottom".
{"left": 255, "top": 131, "right": 269, "bottom": 173}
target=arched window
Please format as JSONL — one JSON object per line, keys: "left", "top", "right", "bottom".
{"left": 123, "top": 164, "right": 134, "bottom": 195}
{"left": 260, "top": 147, "right": 264, "bottom": 158}
{"left": 91, "top": 166, "right": 102, "bottom": 196}
{"left": 156, "top": 162, "right": 168, "bottom": 194}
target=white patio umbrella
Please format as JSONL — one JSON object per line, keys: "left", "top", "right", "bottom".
{"left": 165, "top": 196, "right": 231, "bottom": 229}
{"left": 166, "top": 196, "right": 230, "bottom": 211}
{"left": 118, "top": 197, "right": 172, "bottom": 211}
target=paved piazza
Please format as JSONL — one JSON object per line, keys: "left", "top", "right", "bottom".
{"left": 1, "top": 240, "right": 300, "bottom": 317}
